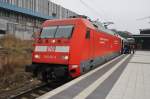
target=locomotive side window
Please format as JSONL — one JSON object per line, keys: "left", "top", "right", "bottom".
{"left": 86, "top": 29, "right": 90, "bottom": 39}
{"left": 40, "top": 26, "right": 57, "bottom": 38}
{"left": 55, "top": 25, "right": 74, "bottom": 38}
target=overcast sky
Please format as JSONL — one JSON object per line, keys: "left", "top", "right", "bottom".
{"left": 51, "top": 0, "right": 150, "bottom": 34}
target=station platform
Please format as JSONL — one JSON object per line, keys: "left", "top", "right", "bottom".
{"left": 38, "top": 51, "right": 150, "bottom": 99}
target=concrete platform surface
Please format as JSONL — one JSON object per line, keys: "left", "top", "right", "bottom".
{"left": 38, "top": 51, "right": 150, "bottom": 99}
{"left": 106, "top": 51, "right": 150, "bottom": 99}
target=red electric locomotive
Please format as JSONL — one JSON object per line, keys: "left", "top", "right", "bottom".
{"left": 26, "top": 16, "right": 121, "bottom": 82}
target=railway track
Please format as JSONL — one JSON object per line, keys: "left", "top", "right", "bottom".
{"left": 9, "top": 79, "right": 69, "bottom": 99}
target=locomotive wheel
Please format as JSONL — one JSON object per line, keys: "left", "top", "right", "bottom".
{"left": 37, "top": 71, "right": 48, "bottom": 82}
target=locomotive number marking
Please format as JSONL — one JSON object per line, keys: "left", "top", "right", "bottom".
{"left": 47, "top": 46, "right": 56, "bottom": 52}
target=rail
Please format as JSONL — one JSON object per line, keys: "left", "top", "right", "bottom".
{"left": 9, "top": 80, "right": 69, "bottom": 99}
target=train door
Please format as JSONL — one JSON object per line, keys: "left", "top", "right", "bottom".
{"left": 86, "top": 28, "right": 94, "bottom": 69}
{"left": 121, "top": 40, "right": 124, "bottom": 54}
{"left": 81, "top": 28, "right": 94, "bottom": 72}
{"left": 89, "top": 29, "right": 94, "bottom": 68}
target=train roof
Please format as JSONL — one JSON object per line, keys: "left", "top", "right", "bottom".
{"left": 43, "top": 17, "right": 118, "bottom": 37}
{"left": 42, "top": 18, "right": 95, "bottom": 29}
{"left": 92, "top": 21, "right": 116, "bottom": 36}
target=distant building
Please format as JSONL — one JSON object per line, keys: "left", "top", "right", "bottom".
{"left": 111, "top": 29, "right": 132, "bottom": 39}
{"left": 140, "top": 29, "right": 150, "bottom": 34}
{"left": 132, "top": 29, "right": 150, "bottom": 50}
{"left": 0, "top": 0, "right": 78, "bottom": 40}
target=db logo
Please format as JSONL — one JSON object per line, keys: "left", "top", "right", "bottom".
{"left": 47, "top": 46, "right": 55, "bottom": 52}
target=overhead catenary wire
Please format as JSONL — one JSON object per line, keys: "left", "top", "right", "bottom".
{"left": 51, "top": 0, "right": 111, "bottom": 22}
{"left": 79, "top": 0, "right": 106, "bottom": 21}
{"left": 79, "top": 0, "right": 114, "bottom": 23}
{"left": 136, "top": 16, "right": 150, "bottom": 21}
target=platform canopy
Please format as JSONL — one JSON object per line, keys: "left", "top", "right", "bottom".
{"left": 0, "top": 2, "right": 54, "bottom": 20}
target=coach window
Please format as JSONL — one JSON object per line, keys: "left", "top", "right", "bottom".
{"left": 86, "top": 29, "right": 90, "bottom": 39}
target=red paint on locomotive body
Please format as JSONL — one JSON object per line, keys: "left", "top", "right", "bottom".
{"left": 32, "top": 18, "right": 121, "bottom": 79}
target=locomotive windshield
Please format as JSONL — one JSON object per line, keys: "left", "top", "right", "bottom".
{"left": 40, "top": 25, "right": 74, "bottom": 38}
{"left": 40, "top": 26, "right": 57, "bottom": 38}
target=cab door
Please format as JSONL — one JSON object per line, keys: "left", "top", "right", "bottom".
{"left": 85, "top": 28, "right": 94, "bottom": 70}
{"left": 89, "top": 29, "right": 94, "bottom": 67}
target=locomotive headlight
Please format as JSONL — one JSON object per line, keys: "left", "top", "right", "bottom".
{"left": 62, "top": 55, "right": 69, "bottom": 60}
{"left": 34, "top": 54, "right": 40, "bottom": 59}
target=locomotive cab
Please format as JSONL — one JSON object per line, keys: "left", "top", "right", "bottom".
{"left": 33, "top": 25, "right": 73, "bottom": 64}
